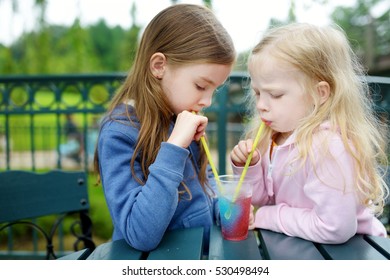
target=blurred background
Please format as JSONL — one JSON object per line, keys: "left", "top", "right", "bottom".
{"left": 0, "top": 0, "right": 389, "bottom": 255}
{"left": 1, "top": 0, "right": 389, "bottom": 75}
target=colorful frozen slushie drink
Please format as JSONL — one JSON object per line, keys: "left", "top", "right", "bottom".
{"left": 218, "top": 175, "right": 253, "bottom": 241}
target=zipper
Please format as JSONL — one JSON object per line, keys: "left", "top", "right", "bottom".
{"left": 268, "top": 146, "right": 279, "bottom": 179}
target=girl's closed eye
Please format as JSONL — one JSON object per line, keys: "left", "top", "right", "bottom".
{"left": 270, "top": 93, "right": 283, "bottom": 99}
{"left": 196, "top": 84, "right": 206, "bottom": 91}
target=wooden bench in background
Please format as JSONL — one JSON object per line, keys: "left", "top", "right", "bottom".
{"left": 0, "top": 170, "right": 95, "bottom": 259}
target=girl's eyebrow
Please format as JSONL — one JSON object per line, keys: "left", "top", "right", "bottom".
{"left": 199, "top": 76, "right": 216, "bottom": 86}
{"left": 252, "top": 82, "right": 281, "bottom": 93}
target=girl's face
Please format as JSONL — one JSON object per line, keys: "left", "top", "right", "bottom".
{"left": 248, "top": 53, "right": 313, "bottom": 135}
{"left": 161, "top": 63, "right": 232, "bottom": 115}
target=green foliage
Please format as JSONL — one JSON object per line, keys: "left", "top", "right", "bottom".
{"left": 0, "top": 19, "right": 140, "bottom": 74}
{"left": 87, "top": 173, "right": 113, "bottom": 239}
{"left": 119, "top": 23, "right": 141, "bottom": 71}
{"left": 331, "top": 0, "right": 390, "bottom": 71}
{"left": 0, "top": 46, "right": 14, "bottom": 73}
{"left": 263, "top": 0, "right": 390, "bottom": 76}
{"left": 203, "top": 0, "right": 212, "bottom": 9}
{"left": 234, "top": 51, "right": 251, "bottom": 72}
{"left": 89, "top": 20, "right": 126, "bottom": 71}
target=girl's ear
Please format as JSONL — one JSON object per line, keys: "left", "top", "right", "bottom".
{"left": 150, "top": 52, "right": 166, "bottom": 79}
{"left": 316, "top": 81, "right": 330, "bottom": 105}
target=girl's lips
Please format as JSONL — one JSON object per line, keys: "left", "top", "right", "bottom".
{"left": 261, "top": 119, "right": 272, "bottom": 126}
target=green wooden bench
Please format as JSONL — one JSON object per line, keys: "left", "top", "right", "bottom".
{"left": 0, "top": 170, "right": 95, "bottom": 259}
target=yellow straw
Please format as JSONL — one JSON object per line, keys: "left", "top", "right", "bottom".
{"left": 231, "top": 121, "right": 265, "bottom": 203}
{"left": 192, "top": 112, "right": 223, "bottom": 194}
{"left": 200, "top": 136, "right": 224, "bottom": 194}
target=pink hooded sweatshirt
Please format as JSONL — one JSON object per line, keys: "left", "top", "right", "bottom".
{"left": 232, "top": 123, "right": 387, "bottom": 244}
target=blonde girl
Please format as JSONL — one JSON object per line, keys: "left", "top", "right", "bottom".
{"left": 231, "top": 23, "right": 388, "bottom": 243}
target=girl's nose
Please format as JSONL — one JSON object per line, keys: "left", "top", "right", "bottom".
{"left": 199, "top": 93, "right": 213, "bottom": 108}
{"left": 256, "top": 96, "right": 269, "bottom": 112}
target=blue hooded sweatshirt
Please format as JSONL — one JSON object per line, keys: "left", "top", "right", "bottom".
{"left": 97, "top": 104, "right": 219, "bottom": 252}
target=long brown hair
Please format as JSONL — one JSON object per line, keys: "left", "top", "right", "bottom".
{"left": 94, "top": 4, "right": 235, "bottom": 197}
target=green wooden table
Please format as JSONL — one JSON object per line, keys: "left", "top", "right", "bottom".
{"left": 59, "top": 225, "right": 390, "bottom": 260}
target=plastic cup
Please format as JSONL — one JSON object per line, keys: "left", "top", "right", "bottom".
{"left": 217, "top": 175, "right": 253, "bottom": 241}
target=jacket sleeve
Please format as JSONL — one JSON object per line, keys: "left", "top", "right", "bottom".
{"left": 254, "top": 138, "right": 359, "bottom": 244}
{"left": 98, "top": 124, "right": 189, "bottom": 251}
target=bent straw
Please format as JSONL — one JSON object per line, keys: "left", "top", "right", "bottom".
{"left": 224, "top": 121, "right": 265, "bottom": 219}
{"left": 192, "top": 112, "right": 223, "bottom": 194}
{"left": 232, "top": 121, "right": 265, "bottom": 203}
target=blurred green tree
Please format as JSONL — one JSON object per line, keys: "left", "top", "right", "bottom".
{"left": 119, "top": 2, "right": 141, "bottom": 71}
{"left": 331, "top": 0, "right": 390, "bottom": 75}
{"left": 0, "top": 0, "right": 141, "bottom": 74}
{"left": 89, "top": 20, "right": 127, "bottom": 71}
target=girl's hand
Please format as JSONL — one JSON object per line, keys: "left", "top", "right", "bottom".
{"left": 230, "top": 139, "right": 260, "bottom": 167}
{"left": 248, "top": 204, "right": 255, "bottom": 230}
{"left": 168, "top": 110, "right": 208, "bottom": 148}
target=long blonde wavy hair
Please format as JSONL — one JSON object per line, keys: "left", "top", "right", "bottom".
{"left": 94, "top": 4, "right": 235, "bottom": 197}
{"left": 246, "top": 23, "right": 388, "bottom": 215}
